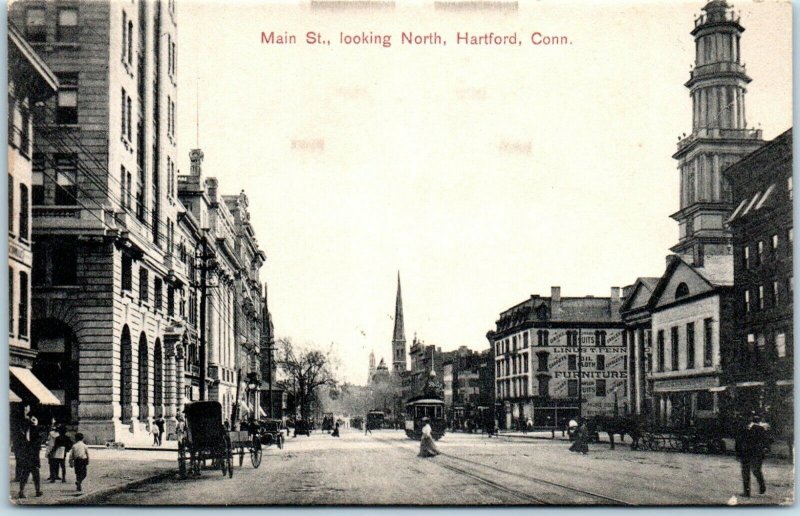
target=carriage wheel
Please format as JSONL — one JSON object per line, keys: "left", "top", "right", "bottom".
{"left": 251, "top": 447, "right": 263, "bottom": 468}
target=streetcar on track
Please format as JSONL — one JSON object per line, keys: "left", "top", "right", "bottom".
{"left": 404, "top": 396, "right": 446, "bottom": 440}
{"left": 366, "top": 410, "right": 386, "bottom": 430}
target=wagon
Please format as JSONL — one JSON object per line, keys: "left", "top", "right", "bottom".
{"left": 180, "top": 401, "right": 234, "bottom": 478}
{"left": 637, "top": 425, "right": 726, "bottom": 454}
{"left": 179, "top": 401, "right": 263, "bottom": 479}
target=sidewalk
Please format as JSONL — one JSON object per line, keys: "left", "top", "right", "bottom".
{"left": 498, "top": 430, "right": 794, "bottom": 460}
{"left": 9, "top": 447, "right": 177, "bottom": 505}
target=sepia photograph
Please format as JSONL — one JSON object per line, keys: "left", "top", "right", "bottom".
{"left": 5, "top": 0, "right": 794, "bottom": 507}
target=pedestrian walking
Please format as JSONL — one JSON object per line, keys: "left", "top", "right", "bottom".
{"left": 68, "top": 433, "right": 89, "bottom": 492}
{"left": 17, "top": 416, "right": 43, "bottom": 499}
{"left": 527, "top": 417, "right": 535, "bottom": 434}
{"left": 155, "top": 415, "right": 166, "bottom": 446}
{"left": 521, "top": 417, "right": 528, "bottom": 435}
{"left": 568, "top": 418, "right": 578, "bottom": 441}
{"left": 332, "top": 421, "right": 340, "bottom": 438}
{"left": 365, "top": 420, "right": 372, "bottom": 436}
{"left": 151, "top": 420, "right": 160, "bottom": 446}
{"left": 735, "top": 415, "right": 769, "bottom": 497}
{"left": 418, "top": 418, "right": 440, "bottom": 458}
{"left": 569, "top": 418, "right": 589, "bottom": 454}
{"left": 53, "top": 426, "right": 73, "bottom": 483}
{"left": 45, "top": 420, "right": 60, "bottom": 482}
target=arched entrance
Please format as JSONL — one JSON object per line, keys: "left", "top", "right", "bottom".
{"left": 31, "top": 319, "right": 79, "bottom": 424}
{"left": 153, "top": 338, "right": 163, "bottom": 417}
{"left": 120, "top": 325, "right": 133, "bottom": 422}
{"left": 138, "top": 332, "right": 149, "bottom": 421}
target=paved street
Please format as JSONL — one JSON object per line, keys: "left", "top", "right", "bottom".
{"left": 87, "top": 428, "right": 793, "bottom": 506}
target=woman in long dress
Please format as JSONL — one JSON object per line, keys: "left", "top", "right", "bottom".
{"left": 418, "top": 418, "right": 440, "bottom": 457}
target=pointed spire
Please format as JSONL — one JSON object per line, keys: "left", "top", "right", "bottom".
{"left": 393, "top": 271, "right": 405, "bottom": 342}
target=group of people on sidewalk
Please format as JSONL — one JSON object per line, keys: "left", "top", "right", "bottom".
{"left": 12, "top": 414, "right": 89, "bottom": 499}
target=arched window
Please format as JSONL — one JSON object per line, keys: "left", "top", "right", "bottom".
{"left": 138, "top": 333, "right": 149, "bottom": 421}
{"left": 120, "top": 325, "right": 132, "bottom": 422}
{"left": 675, "top": 282, "right": 690, "bottom": 299}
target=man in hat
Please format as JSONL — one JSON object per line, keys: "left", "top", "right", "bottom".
{"left": 17, "top": 416, "right": 43, "bottom": 498}
{"left": 735, "top": 414, "right": 769, "bottom": 497}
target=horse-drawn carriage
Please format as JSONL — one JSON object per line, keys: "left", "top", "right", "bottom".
{"left": 179, "top": 401, "right": 263, "bottom": 478}
{"left": 584, "top": 415, "right": 727, "bottom": 454}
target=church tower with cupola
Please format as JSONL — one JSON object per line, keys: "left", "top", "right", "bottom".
{"left": 671, "top": 0, "right": 764, "bottom": 265}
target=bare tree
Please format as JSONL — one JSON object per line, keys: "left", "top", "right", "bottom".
{"left": 275, "top": 337, "right": 337, "bottom": 420}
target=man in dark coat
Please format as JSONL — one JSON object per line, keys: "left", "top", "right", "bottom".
{"left": 735, "top": 415, "right": 769, "bottom": 497}
{"left": 17, "top": 416, "right": 43, "bottom": 498}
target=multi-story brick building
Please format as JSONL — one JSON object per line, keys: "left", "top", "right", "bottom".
{"left": 487, "top": 287, "right": 626, "bottom": 430}
{"left": 723, "top": 128, "right": 792, "bottom": 420}
{"left": 442, "top": 346, "right": 483, "bottom": 425}
{"left": 8, "top": 23, "right": 60, "bottom": 414}
{"left": 10, "top": 0, "right": 184, "bottom": 443}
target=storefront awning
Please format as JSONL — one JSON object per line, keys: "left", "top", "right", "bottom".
{"left": 10, "top": 367, "right": 61, "bottom": 405}
{"left": 708, "top": 386, "right": 727, "bottom": 392}
{"left": 10, "top": 389, "right": 22, "bottom": 403}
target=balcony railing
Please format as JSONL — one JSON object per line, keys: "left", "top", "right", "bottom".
{"left": 33, "top": 206, "right": 82, "bottom": 219}
{"left": 677, "top": 127, "right": 762, "bottom": 151}
{"left": 689, "top": 61, "right": 746, "bottom": 82}
{"left": 694, "top": 10, "right": 740, "bottom": 28}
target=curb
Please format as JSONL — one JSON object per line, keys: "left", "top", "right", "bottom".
{"left": 55, "top": 470, "right": 176, "bottom": 505}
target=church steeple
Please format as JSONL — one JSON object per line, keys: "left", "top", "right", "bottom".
{"left": 392, "top": 272, "right": 407, "bottom": 372}
{"left": 672, "top": 0, "right": 763, "bottom": 265}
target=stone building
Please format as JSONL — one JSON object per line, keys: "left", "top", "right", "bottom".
{"left": 11, "top": 0, "right": 185, "bottom": 443}
{"left": 641, "top": 0, "right": 772, "bottom": 428}
{"left": 723, "top": 128, "right": 793, "bottom": 420}
{"left": 8, "top": 23, "right": 60, "bottom": 412}
{"left": 671, "top": 0, "right": 764, "bottom": 266}
{"left": 619, "top": 278, "right": 659, "bottom": 417}
{"left": 487, "top": 287, "right": 626, "bottom": 430}
{"left": 648, "top": 255, "right": 736, "bottom": 426}
{"left": 442, "top": 346, "right": 483, "bottom": 424}
{"left": 224, "top": 191, "right": 266, "bottom": 417}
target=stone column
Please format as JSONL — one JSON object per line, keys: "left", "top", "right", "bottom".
{"left": 634, "top": 328, "right": 643, "bottom": 415}
{"left": 164, "top": 338, "right": 177, "bottom": 434}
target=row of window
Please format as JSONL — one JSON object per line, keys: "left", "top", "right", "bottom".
{"left": 743, "top": 277, "right": 793, "bottom": 313}
{"left": 742, "top": 228, "right": 793, "bottom": 269}
{"left": 744, "top": 332, "right": 790, "bottom": 361}
{"left": 120, "top": 254, "right": 179, "bottom": 318}
{"left": 8, "top": 176, "right": 30, "bottom": 242}
{"left": 8, "top": 269, "right": 29, "bottom": 340}
{"left": 25, "top": 6, "right": 78, "bottom": 44}
{"left": 495, "top": 330, "right": 611, "bottom": 355}
{"left": 496, "top": 377, "right": 614, "bottom": 399}
{"left": 656, "top": 319, "right": 713, "bottom": 372}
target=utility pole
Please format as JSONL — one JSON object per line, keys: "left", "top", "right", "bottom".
{"left": 267, "top": 343, "right": 274, "bottom": 419}
{"left": 198, "top": 232, "right": 209, "bottom": 401}
{"left": 577, "top": 327, "right": 583, "bottom": 419}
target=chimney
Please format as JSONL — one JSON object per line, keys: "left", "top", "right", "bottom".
{"left": 551, "top": 286, "right": 561, "bottom": 303}
{"left": 610, "top": 287, "right": 620, "bottom": 303}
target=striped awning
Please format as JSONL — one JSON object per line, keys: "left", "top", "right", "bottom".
{"left": 10, "top": 367, "right": 61, "bottom": 405}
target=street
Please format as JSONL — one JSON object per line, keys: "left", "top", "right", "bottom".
{"left": 88, "top": 429, "right": 793, "bottom": 506}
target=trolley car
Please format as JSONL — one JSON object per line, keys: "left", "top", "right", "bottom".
{"left": 404, "top": 396, "right": 446, "bottom": 440}
{"left": 366, "top": 410, "right": 386, "bottom": 430}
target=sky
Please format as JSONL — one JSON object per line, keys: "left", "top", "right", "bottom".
{"left": 175, "top": 0, "right": 792, "bottom": 385}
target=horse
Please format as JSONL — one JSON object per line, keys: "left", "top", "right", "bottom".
{"left": 586, "top": 415, "right": 644, "bottom": 450}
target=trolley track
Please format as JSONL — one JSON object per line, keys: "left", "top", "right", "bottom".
{"left": 372, "top": 434, "right": 635, "bottom": 505}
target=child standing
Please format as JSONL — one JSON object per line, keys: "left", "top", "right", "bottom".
{"left": 68, "top": 433, "right": 89, "bottom": 492}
